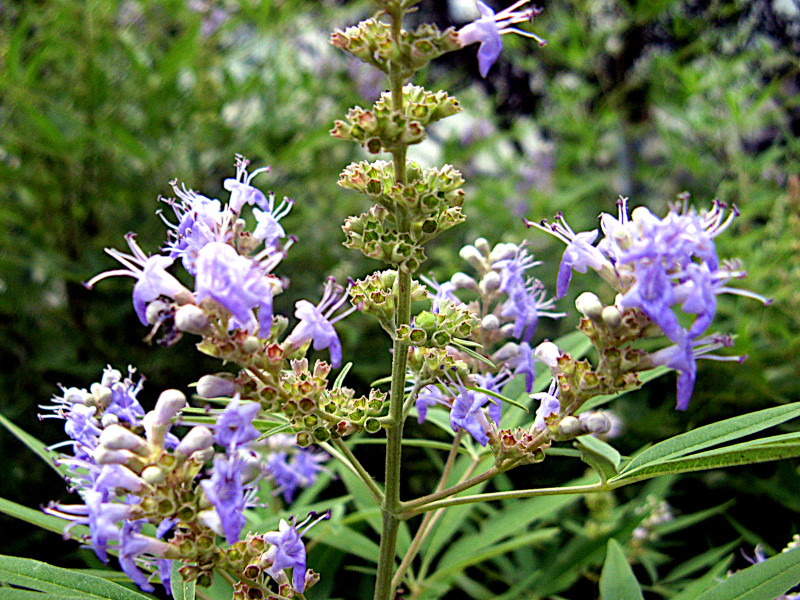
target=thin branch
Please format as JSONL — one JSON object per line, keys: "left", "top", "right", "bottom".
{"left": 322, "top": 439, "right": 385, "bottom": 505}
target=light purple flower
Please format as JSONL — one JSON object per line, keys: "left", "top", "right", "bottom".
{"left": 450, "top": 382, "right": 492, "bottom": 446}
{"left": 283, "top": 278, "right": 356, "bottom": 368}
{"left": 224, "top": 155, "right": 271, "bottom": 212}
{"left": 415, "top": 384, "right": 452, "bottom": 424}
{"left": 457, "top": 1, "right": 546, "bottom": 77}
{"left": 263, "top": 513, "right": 329, "bottom": 593}
{"left": 266, "top": 449, "right": 328, "bottom": 503}
{"left": 253, "top": 193, "right": 293, "bottom": 249}
{"left": 194, "top": 242, "right": 276, "bottom": 337}
{"left": 119, "top": 520, "right": 174, "bottom": 593}
{"left": 104, "top": 366, "right": 147, "bottom": 425}
{"left": 531, "top": 379, "right": 560, "bottom": 430}
{"left": 215, "top": 397, "right": 261, "bottom": 451}
{"left": 200, "top": 455, "right": 247, "bottom": 544}
{"left": 85, "top": 234, "right": 190, "bottom": 325}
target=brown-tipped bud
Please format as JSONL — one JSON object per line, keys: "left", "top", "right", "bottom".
{"left": 575, "top": 292, "right": 603, "bottom": 319}
{"left": 100, "top": 424, "right": 150, "bottom": 455}
{"left": 197, "top": 375, "right": 236, "bottom": 399}
{"left": 174, "top": 304, "right": 210, "bottom": 335}
{"left": 175, "top": 426, "right": 214, "bottom": 457}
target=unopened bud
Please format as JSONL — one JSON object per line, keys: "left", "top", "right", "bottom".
{"left": 480, "top": 271, "right": 501, "bottom": 293}
{"left": 90, "top": 384, "right": 113, "bottom": 407}
{"left": 93, "top": 445, "right": 131, "bottom": 465}
{"left": 242, "top": 336, "right": 261, "bottom": 354}
{"left": 197, "top": 509, "right": 224, "bottom": 537}
{"left": 450, "top": 272, "right": 477, "bottom": 290}
{"left": 474, "top": 238, "right": 491, "bottom": 255}
{"left": 575, "top": 292, "right": 603, "bottom": 319}
{"left": 557, "top": 416, "right": 582, "bottom": 436}
{"left": 488, "top": 243, "right": 518, "bottom": 264}
{"left": 100, "top": 424, "right": 150, "bottom": 455}
{"left": 151, "top": 390, "right": 186, "bottom": 425}
{"left": 62, "top": 387, "right": 91, "bottom": 405}
{"left": 492, "top": 342, "right": 520, "bottom": 364}
{"left": 580, "top": 412, "right": 612, "bottom": 435}
{"left": 481, "top": 314, "right": 500, "bottom": 331}
{"left": 145, "top": 300, "right": 170, "bottom": 325}
{"left": 101, "top": 368, "right": 122, "bottom": 388}
{"left": 141, "top": 465, "right": 167, "bottom": 484}
{"left": 459, "top": 245, "right": 484, "bottom": 269}
{"left": 535, "top": 341, "right": 562, "bottom": 370}
{"left": 174, "top": 304, "right": 210, "bottom": 335}
{"left": 175, "top": 426, "right": 214, "bottom": 457}
{"left": 196, "top": 375, "right": 236, "bottom": 399}
{"left": 101, "top": 413, "right": 119, "bottom": 428}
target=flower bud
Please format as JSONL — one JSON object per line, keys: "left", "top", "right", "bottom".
{"left": 535, "top": 341, "right": 562, "bottom": 371}
{"left": 459, "top": 245, "right": 484, "bottom": 269}
{"left": 575, "top": 292, "right": 603, "bottom": 319}
{"left": 580, "top": 411, "right": 612, "bottom": 435}
{"left": 176, "top": 426, "right": 215, "bottom": 457}
{"left": 196, "top": 375, "right": 236, "bottom": 399}
{"left": 242, "top": 336, "right": 262, "bottom": 354}
{"left": 174, "top": 304, "right": 211, "bottom": 335}
{"left": 100, "top": 413, "right": 119, "bottom": 428}
{"left": 481, "top": 314, "right": 500, "bottom": 331}
{"left": 450, "top": 272, "right": 477, "bottom": 290}
{"left": 489, "top": 242, "right": 518, "bottom": 264}
{"left": 62, "top": 387, "right": 91, "bottom": 405}
{"left": 101, "top": 368, "right": 122, "bottom": 388}
{"left": 197, "top": 509, "right": 224, "bottom": 537}
{"left": 141, "top": 465, "right": 167, "bottom": 484}
{"left": 100, "top": 424, "right": 150, "bottom": 455}
{"left": 492, "top": 342, "right": 520, "bottom": 364}
{"left": 93, "top": 445, "right": 131, "bottom": 465}
{"left": 479, "top": 270, "right": 501, "bottom": 293}
{"left": 145, "top": 300, "right": 170, "bottom": 325}
{"left": 151, "top": 390, "right": 186, "bottom": 425}
{"left": 474, "top": 237, "right": 491, "bottom": 255}
{"left": 90, "top": 384, "right": 113, "bottom": 408}
{"left": 557, "top": 416, "right": 582, "bottom": 436}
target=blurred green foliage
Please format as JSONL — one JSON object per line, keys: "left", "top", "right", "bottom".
{"left": 1, "top": 0, "right": 799, "bottom": 597}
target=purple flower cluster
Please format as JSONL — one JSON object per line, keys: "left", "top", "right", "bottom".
{"left": 86, "top": 156, "right": 355, "bottom": 367}
{"left": 264, "top": 435, "right": 329, "bottom": 503}
{"left": 531, "top": 198, "right": 768, "bottom": 409}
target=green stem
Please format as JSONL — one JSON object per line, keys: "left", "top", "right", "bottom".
{"left": 402, "top": 481, "right": 608, "bottom": 519}
{"left": 329, "top": 438, "right": 385, "bottom": 505}
{"left": 399, "top": 465, "right": 504, "bottom": 517}
{"left": 373, "top": 8, "right": 411, "bottom": 600}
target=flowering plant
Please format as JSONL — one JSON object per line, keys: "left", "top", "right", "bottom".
{"left": 1, "top": 2, "right": 798, "bottom": 600}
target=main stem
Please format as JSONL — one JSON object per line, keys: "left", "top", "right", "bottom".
{"left": 373, "top": 8, "right": 410, "bottom": 600}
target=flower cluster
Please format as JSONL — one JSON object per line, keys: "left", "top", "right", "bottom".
{"left": 41, "top": 367, "right": 320, "bottom": 596}
{"left": 263, "top": 434, "right": 329, "bottom": 503}
{"left": 530, "top": 197, "right": 768, "bottom": 409}
{"left": 412, "top": 238, "right": 564, "bottom": 446}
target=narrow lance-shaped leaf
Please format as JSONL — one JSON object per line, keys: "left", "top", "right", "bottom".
{"left": 599, "top": 539, "right": 645, "bottom": 600}
{"left": 697, "top": 546, "right": 800, "bottom": 600}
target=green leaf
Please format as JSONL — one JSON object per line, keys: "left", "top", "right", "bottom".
{"left": 621, "top": 403, "right": 800, "bottom": 474}
{"left": 0, "top": 413, "right": 65, "bottom": 478}
{"left": 697, "top": 547, "right": 800, "bottom": 600}
{"left": 0, "top": 591, "right": 84, "bottom": 600}
{"left": 0, "top": 555, "right": 154, "bottom": 600}
{"left": 575, "top": 436, "right": 620, "bottom": 483}
{"left": 599, "top": 539, "right": 645, "bottom": 600}
{"left": 610, "top": 439, "right": 800, "bottom": 486}
{"left": 0, "top": 496, "right": 87, "bottom": 540}
{"left": 170, "top": 561, "right": 195, "bottom": 600}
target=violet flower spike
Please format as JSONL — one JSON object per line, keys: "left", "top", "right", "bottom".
{"left": 457, "top": 1, "right": 546, "bottom": 77}
{"left": 85, "top": 233, "right": 191, "bottom": 326}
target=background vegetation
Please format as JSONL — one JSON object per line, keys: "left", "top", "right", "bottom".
{"left": 1, "top": 0, "right": 798, "bottom": 597}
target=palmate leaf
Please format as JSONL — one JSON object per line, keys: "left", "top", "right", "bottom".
{"left": 599, "top": 539, "right": 645, "bottom": 600}
{"left": 697, "top": 547, "right": 800, "bottom": 600}
{"left": 0, "top": 555, "right": 154, "bottom": 600}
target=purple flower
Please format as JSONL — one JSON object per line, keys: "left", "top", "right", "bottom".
{"left": 253, "top": 193, "right": 293, "bottom": 249}
{"left": 502, "top": 341, "right": 537, "bottom": 392}
{"left": 85, "top": 234, "right": 190, "bottom": 326}
{"left": 215, "top": 397, "right": 261, "bottom": 451}
{"left": 200, "top": 455, "right": 247, "bottom": 544}
{"left": 224, "top": 155, "right": 271, "bottom": 212}
{"left": 457, "top": 1, "right": 546, "bottom": 77}
{"left": 264, "top": 519, "right": 310, "bottom": 592}
{"left": 194, "top": 242, "right": 276, "bottom": 337}
{"left": 531, "top": 379, "right": 560, "bottom": 430}
{"left": 283, "top": 278, "right": 356, "bottom": 368}
{"left": 420, "top": 275, "right": 461, "bottom": 314}
{"left": 266, "top": 449, "right": 327, "bottom": 503}
{"left": 415, "top": 384, "right": 451, "bottom": 424}
{"left": 450, "top": 382, "right": 492, "bottom": 446}
{"left": 103, "top": 366, "right": 147, "bottom": 425}
{"left": 119, "top": 520, "right": 174, "bottom": 593}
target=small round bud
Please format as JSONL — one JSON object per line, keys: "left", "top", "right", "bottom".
{"left": 479, "top": 271, "right": 501, "bottom": 293}
{"left": 196, "top": 375, "right": 236, "bottom": 399}
{"left": 242, "top": 336, "right": 262, "bottom": 354}
{"left": 174, "top": 304, "right": 210, "bottom": 335}
{"left": 101, "top": 413, "right": 119, "bottom": 428}
{"left": 575, "top": 292, "right": 603, "bottom": 319}
{"left": 580, "top": 412, "right": 612, "bottom": 435}
{"left": 450, "top": 272, "right": 477, "bottom": 290}
{"left": 481, "top": 314, "right": 500, "bottom": 331}
{"left": 474, "top": 238, "right": 491, "bottom": 255}
{"left": 100, "top": 424, "right": 150, "bottom": 454}
{"left": 488, "top": 242, "right": 518, "bottom": 264}
{"left": 492, "top": 342, "right": 520, "bottom": 364}
{"left": 141, "top": 465, "right": 167, "bottom": 484}
{"left": 197, "top": 509, "right": 224, "bottom": 537}
{"left": 558, "top": 416, "right": 582, "bottom": 436}
{"left": 93, "top": 445, "right": 130, "bottom": 465}
{"left": 459, "top": 245, "right": 484, "bottom": 269}
{"left": 535, "top": 341, "right": 562, "bottom": 370}
{"left": 601, "top": 305, "right": 622, "bottom": 329}
{"left": 151, "top": 390, "right": 186, "bottom": 425}
{"left": 145, "top": 300, "right": 170, "bottom": 325}
{"left": 175, "top": 426, "right": 214, "bottom": 457}
{"left": 100, "top": 369, "right": 122, "bottom": 388}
